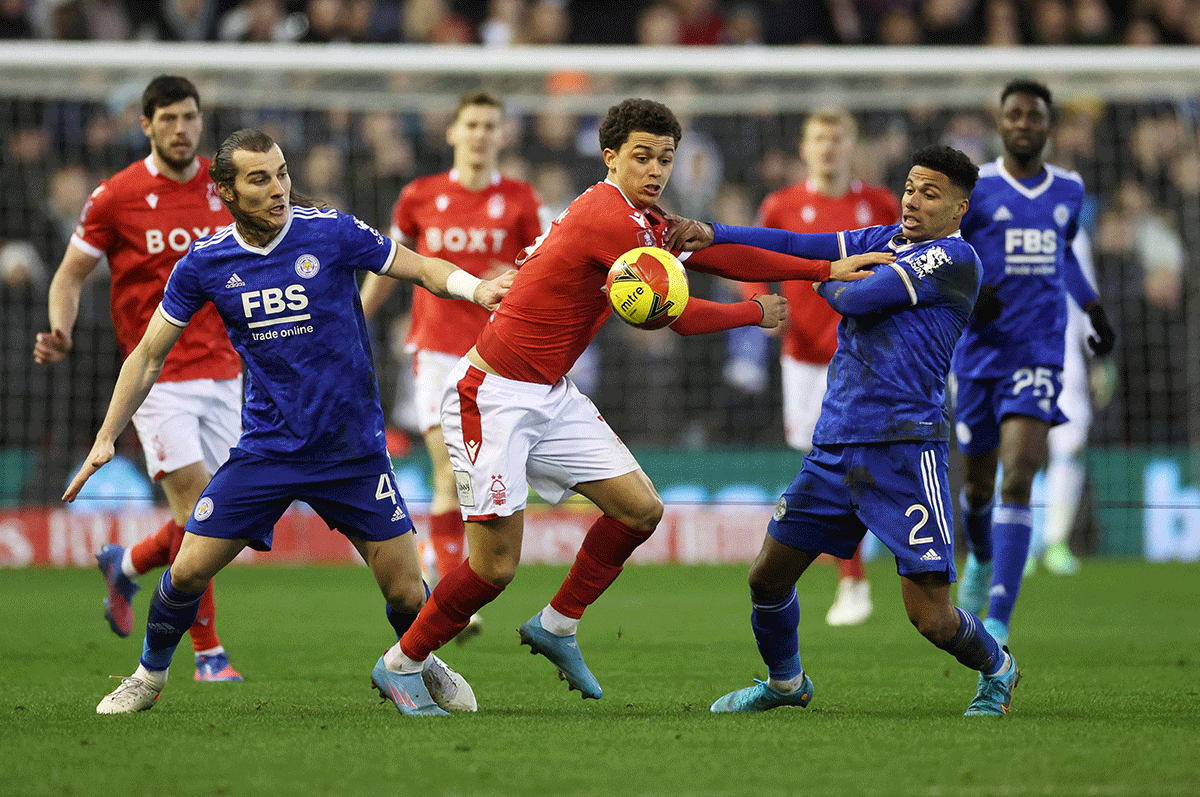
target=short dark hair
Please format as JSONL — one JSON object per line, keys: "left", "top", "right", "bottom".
{"left": 209, "top": 128, "right": 276, "bottom": 190}
{"left": 911, "top": 144, "right": 979, "bottom": 194}
{"left": 455, "top": 91, "right": 504, "bottom": 120}
{"left": 598, "top": 98, "right": 682, "bottom": 153}
{"left": 141, "top": 75, "right": 200, "bottom": 120}
{"left": 1001, "top": 78, "right": 1053, "bottom": 110}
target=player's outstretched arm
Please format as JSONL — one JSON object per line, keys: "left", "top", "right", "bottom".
{"left": 34, "top": 244, "right": 101, "bottom": 365}
{"left": 382, "top": 243, "right": 514, "bottom": 311}
{"left": 663, "top": 215, "right": 714, "bottom": 251}
{"left": 63, "top": 310, "right": 183, "bottom": 502}
{"left": 669, "top": 294, "right": 787, "bottom": 335}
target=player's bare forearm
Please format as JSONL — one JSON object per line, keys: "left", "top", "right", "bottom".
{"left": 686, "top": 244, "right": 831, "bottom": 282}
{"left": 830, "top": 252, "right": 891, "bottom": 282}
{"left": 358, "top": 269, "right": 398, "bottom": 321}
{"left": 37, "top": 245, "right": 99, "bottom": 364}
{"left": 663, "top": 215, "right": 714, "bottom": 251}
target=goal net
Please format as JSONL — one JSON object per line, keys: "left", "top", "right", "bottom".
{"left": 0, "top": 42, "right": 1196, "bottom": 558}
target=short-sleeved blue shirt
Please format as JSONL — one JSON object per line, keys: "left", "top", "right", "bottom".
{"left": 161, "top": 206, "right": 397, "bottom": 461}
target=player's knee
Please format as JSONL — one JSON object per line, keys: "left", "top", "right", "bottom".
{"left": 621, "top": 494, "right": 663, "bottom": 533}
{"left": 907, "top": 608, "right": 956, "bottom": 646}
{"left": 962, "top": 481, "right": 994, "bottom": 508}
{"left": 167, "top": 564, "right": 209, "bottom": 595}
{"left": 999, "top": 467, "right": 1036, "bottom": 505}
{"left": 384, "top": 578, "right": 429, "bottom": 615}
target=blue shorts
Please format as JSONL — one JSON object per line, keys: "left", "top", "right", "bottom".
{"left": 186, "top": 447, "right": 415, "bottom": 551}
{"left": 768, "top": 441, "right": 956, "bottom": 579}
{"left": 953, "top": 367, "right": 1069, "bottom": 456}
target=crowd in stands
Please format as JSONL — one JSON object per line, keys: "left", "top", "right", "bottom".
{"left": 1, "top": 0, "right": 1199, "bottom": 47}
{"left": 0, "top": 0, "right": 1196, "bottom": 504}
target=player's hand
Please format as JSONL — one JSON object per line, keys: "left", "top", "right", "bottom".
{"left": 753, "top": 294, "right": 787, "bottom": 329}
{"left": 62, "top": 437, "right": 115, "bottom": 503}
{"left": 475, "top": 268, "right": 517, "bottom": 311}
{"left": 1084, "top": 301, "right": 1116, "bottom": 356}
{"left": 33, "top": 328, "right": 72, "bottom": 365}
{"left": 972, "top": 284, "right": 1003, "bottom": 324}
{"left": 829, "top": 252, "right": 890, "bottom": 282}
{"left": 663, "top": 215, "right": 715, "bottom": 251}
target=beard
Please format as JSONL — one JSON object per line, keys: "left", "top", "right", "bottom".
{"left": 226, "top": 192, "right": 285, "bottom": 241}
{"left": 155, "top": 141, "right": 198, "bottom": 173}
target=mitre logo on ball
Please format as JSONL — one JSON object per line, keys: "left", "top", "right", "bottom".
{"left": 605, "top": 247, "right": 690, "bottom": 330}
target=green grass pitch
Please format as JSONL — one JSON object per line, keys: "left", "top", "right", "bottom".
{"left": 2, "top": 559, "right": 1197, "bottom": 797}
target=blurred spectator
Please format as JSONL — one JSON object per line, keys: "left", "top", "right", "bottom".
{"left": 875, "top": 5, "right": 923, "bottom": 43}
{"left": 479, "top": 0, "right": 523, "bottom": 45}
{"left": 401, "top": 0, "right": 472, "bottom": 42}
{"left": 219, "top": 0, "right": 302, "bottom": 41}
{"left": 983, "top": 0, "right": 1024, "bottom": 45}
{"left": 530, "top": 161, "right": 576, "bottom": 215}
{"left": 1094, "top": 179, "right": 1188, "bottom": 444}
{"left": 1149, "top": 0, "right": 1190, "bottom": 43}
{"left": 345, "top": 0, "right": 401, "bottom": 42}
{"left": 1029, "top": 0, "right": 1072, "bottom": 44}
{"left": 350, "top": 110, "right": 415, "bottom": 225}
{"left": 299, "top": 142, "right": 347, "bottom": 208}
{"left": 941, "top": 110, "right": 989, "bottom": 164}
{"left": 757, "top": 0, "right": 839, "bottom": 43}
{"left": 636, "top": 1, "right": 679, "bottom": 44}
{"left": 677, "top": 0, "right": 723, "bottom": 44}
{"left": 920, "top": 0, "right": 982, "bottom": 44}
{"left": 0, "top": 0, "right": 33, "bottom": 37}
{"left": 129, "top": 0, "right": 220, "bottom": 41}
{"left": 1123, "top": 14, "right": 1162, "bottom": 43}
{"left": 1071, "top": 0, "right": 1116, "bottom": 43}
{"left": 46, "top": 163, "right": 93, "bottom": 251}
{"left": 723, "top": 1, "right": 763, "bottom": 45}
{"left": 299, "top": 0, "right": 346, "bottom": 41}
{"left": 524, "top": 0, "right": 569, "bottom": 43}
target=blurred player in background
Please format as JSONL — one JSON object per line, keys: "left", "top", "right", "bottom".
{"left": 952, "top": 80, "right": 1115, "bottom": 647}
{"left": 68, "top": 128, "right": 507, "bottom": 715}
{"left": 34, "top": 75, "right": 244, "bottom": 683}
{"left": 670, "top": 145, "right": 1020, "bottom": 717}
{"left": 360, "top": 92, "right": 547, "bottom": 643}
{"left": 747, "top": 109, "right": 899, "bottom": 626}
{"left": 386, "top": 98, "right": 882, "bottom": 707}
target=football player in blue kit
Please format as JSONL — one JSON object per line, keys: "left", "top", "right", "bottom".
{"left": 65, "top": 129, "right": 514, "bottom": 717}
{"left": 953, "top": 80, "right": 1115, "bottom": 647}
{"left": 667, "top": 145, "right": 1019, "bottom": 716}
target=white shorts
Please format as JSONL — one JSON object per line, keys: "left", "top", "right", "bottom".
{"left": 412, "top": 349, "right": 460, "bottom": 434}
{"left": 131, "top": 376, "right": 243, "bottom": 481}
{"left": 1050, "top": 307, "right": 1092, "bottom": 458}
{"left": 781, "top": 356, "right": 830, "bottom": 453}
{"left": 441, "top": 358, "right": 639, "bottom": 521}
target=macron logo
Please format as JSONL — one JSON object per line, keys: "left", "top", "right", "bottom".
{"left": 992, "top": 206, "right": 1012, "bottom": 222}
{"left": 225, "top": 273, "right": 246, "bottom": 289}
{"left": 146, "top": 193, "right": 159, "bottom": 209}
{"left": 919, "top": 549, "right": 942, "bottom": 562}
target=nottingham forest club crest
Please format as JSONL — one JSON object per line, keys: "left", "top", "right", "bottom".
{"left": 294, "top": 254, "right": 321, "bottom": 279}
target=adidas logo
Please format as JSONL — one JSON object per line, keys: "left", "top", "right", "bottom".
{"left": 919, "top": 549, "right": 942, "bottom": 562}
{"left": 992, "top": 205, "right": 1012, "bottom": 222}
{"left": 391, "top": 506, "right": 407, "bottom": 522}
{"left": 224, "top": 273, "right": 246, "bottom": 289}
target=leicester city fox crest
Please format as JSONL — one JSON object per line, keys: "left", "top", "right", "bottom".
{"left": 294, "top": 254, "right": 321, "bottom": 279}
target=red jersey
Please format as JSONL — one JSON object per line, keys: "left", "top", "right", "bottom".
{"left": 477, "top": 180, "right": 674, "bottom": 384}
{"left": 72, "top": 155, "right": 240, "bottom": 382}
{"left": 391, "top": 170, "right": 544, "bottom": 356}
{"left": 754, "top": 180, "right": 899, "bottom": 364}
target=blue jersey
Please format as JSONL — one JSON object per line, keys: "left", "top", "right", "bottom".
{"left": 953, "top": 159, "right": 1096, "bottom": 379}
{"left": 161, "top": 206, "right": 397, "bottom": 461}
{"left": 815, "top": 225, "right": 981, "bottom": 445}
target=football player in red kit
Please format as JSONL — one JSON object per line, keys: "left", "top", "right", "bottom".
{"left": 380, "top": 98, "right": 886, "bottom": 708}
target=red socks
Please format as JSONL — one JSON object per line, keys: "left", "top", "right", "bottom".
{"left": 130, "top": 519, "right": 182, "bottom": 574}
{"left": 428, "top": 510, "right": 466, "bottom": 581}
{"left": 838, "top": 544, "right": 866, "bottom": 581}
{"left": 400, "top": 561, "right": 502, "bottom": 660}
{"left": 550, "top": 516, "right": 651, "bottom": 620}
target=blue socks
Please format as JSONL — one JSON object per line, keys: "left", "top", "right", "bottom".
{"left": 939, "top": 608, "right": 1005, "bottom": 674}
{"left": 960, "top": 489, "right": 994, "bottom": 562}
{"left": 140, "top": 570, "right": 204, "bottom": 672}
{"left": 988, "top": 504, "right": 1033, "bottom": 626}
{"left": 750, "top": 588, "right": 803, "bottom": 682}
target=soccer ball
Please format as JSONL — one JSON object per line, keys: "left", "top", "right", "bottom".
{"left": 605, "top": 247, "right": 689, "bottom": 330}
